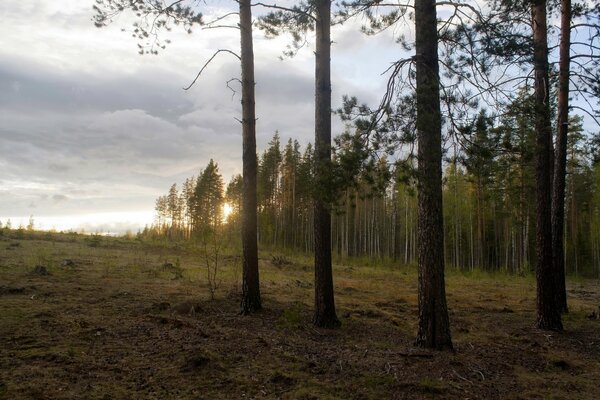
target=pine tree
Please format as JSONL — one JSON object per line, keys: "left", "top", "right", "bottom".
{"left": 281, "top": 139, "right": 302, "bottom": 247}
{"left": 414, "top": 0, "right": 452, "bottom": 350}
{"left": 257, "top": 1, "right": 340, "bottom": 328}
{"left": 258, "top": 133, "right": 282, "bottom": 246}
{"left": 167, "top": 183, "right": 180, "bottom": 238}
{"left": 531, "top": 0, "right": 563, "bottom": 331}
{"left": 239, "top": 0, "right": 262, "bottom": 314}
{"left": 194, "top": 160, "right": 225, "bottom": 236}
{"left": 551, "top": 0, "right": 572, "bottom": 314}
{"left": 462, "top": 111, "right": 498, "bottom": 270}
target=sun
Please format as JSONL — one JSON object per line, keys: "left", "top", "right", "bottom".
{"left": 222, "top": 203, "right": 234, "bottom": 223}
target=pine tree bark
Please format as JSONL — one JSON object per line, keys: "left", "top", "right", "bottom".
{"left": 532, "top": 0, "right": 562, "bottom": 330}
{"left": 551, "top": 0, "right": 571, "bottom": 314}
{"left": 240, "top": 0, "right": 262, "bottom": 314}
{"left": 414, "top": 0, "right": 452, "bottom": 350}
{"left": 313, "top": 0, "right": 340, "bottom": 328}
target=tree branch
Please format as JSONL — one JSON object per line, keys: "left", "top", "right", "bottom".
{"left": 184, "top": 49, "right": 242, "bottom": 90}
{"left": 252, "top": 2, "right": 316, "bottom": 21}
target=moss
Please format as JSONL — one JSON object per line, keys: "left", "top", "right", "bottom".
{"left": 276, "top": 302, "right": 307, "bottom": 330}
{"left": 418, "top": 377, "right": 446, "bottom": 394}
{"left": 268, "top": 370, "right": 297, "bottom": 386}
{"left": 359, "top": 372, "right": 396, "bottom": 388}
{"left": 283, "top": 384, "right": 345, "bottom": 400}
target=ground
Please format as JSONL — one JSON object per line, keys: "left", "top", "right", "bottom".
{"left": 0, "top": 230, "right": 599, "bottom": 400}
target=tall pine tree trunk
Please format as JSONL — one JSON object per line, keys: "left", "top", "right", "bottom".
{"left": 313, "top": 0, "right": 339, "bottom": 328}
{"left": 414, "top": 0, "right": 452, "bottom": 350}
{"left": 551, "top": 0, "right": 571, "bottom": 314}
{"left": 532, "top": 0, "right": 562, "bottom": 331}
{"left": 240, "top": 0, "right": 261, "bottom": 314}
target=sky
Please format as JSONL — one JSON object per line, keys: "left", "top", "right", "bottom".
{"left": 1, "top": 1, "right": 596, "bottom": 234}
{"left": 0, "top": 0, "right": 400, "bottom": 233}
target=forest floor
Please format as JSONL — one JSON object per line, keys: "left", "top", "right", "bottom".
{"left": 0, "top": 231, "right": 599, "bottom": 400}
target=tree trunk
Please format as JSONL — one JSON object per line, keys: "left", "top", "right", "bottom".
{"left": 551, "top": 0, "right": 571, "bottom": 314}
{"left": 532, "top": 0, "right": 562, "bottom": 331}
{"left": 313, "top": 0, "right": 340, "bottom": 328}
{"left": 240, "top": 0, "right": 262, "bottom": 314}
{"left": 414, "top": 0, "right": 452, "bottom": 350}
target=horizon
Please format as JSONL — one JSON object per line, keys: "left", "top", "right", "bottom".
{"left": 0, "top": 211, "right": 155, "bottom": 234}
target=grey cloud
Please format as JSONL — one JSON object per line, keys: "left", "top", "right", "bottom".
{"left": 52, "top": 194, "right": 69, "bottom": 202}
{"left": 0, "top": 56, "right": 195, "bottom": 122}
{"left": 0, "top": 0, "right": 403, "bottom": 226}
{"left": 255, "top": 63, "right": 314, "bottom": 103}
{"left": 48, "top": 163, "right": 70, "bottom": 172}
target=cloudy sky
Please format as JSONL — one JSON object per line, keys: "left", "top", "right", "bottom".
{"left": 0, "top": 0, "right": 401, "bottom": 232}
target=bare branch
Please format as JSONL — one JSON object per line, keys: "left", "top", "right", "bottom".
{"left": 204, "top": 11, "right": 239, "bottom": 26}
{"left": 436, "top": 1, "right": 484, "bottom": 21}
{"left": 184, "top": 49, "right": 242, "bottom": 90}
{"left": 252, "top": 2, "right": 317, "bottom": 21}
{"left": 570, "top": 105, "right": 600, "bottom": 127}
{"left": 202, "top": 25, "right": 240, "bottom": 30}
{"left": 226, "top": 77, "right": 242, "bottom": 99}
{"left": 570, "top": 53, "right": 600, "bottom": 60}
{"left": 571, "top": 23, "right": 600, "bottom": 30}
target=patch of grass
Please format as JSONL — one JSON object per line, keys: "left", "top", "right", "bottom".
{"left": 359, "top": 372, "right": 396, "bottom": 388}
{"left": 84, "top": 234, "right": 102, "bottom": 247}
{"left": 276, "top": 302, "right": 306, "bottom": 330}
{"left": 268, "top": 370, "right": 297, "bottom": 386}
{"left": 418, "top": 377, "right": 447, "bottom": 394}
{"left": 181, "top": 351, "right": 219, "bottom": 372}
{"left": 283, "top": 382, "right": 345, "bottom": 400}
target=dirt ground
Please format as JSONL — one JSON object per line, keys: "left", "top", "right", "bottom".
{"left": 0, "top": 231, "right": 599, "bottom": 399}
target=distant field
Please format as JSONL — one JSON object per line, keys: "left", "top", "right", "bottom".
{"left": 1, "top": 231, "right": 599, "bottom": 399}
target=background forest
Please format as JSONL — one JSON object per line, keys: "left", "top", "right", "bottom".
{"left": 151, "top": 103, "right": 600, "bottom": 278}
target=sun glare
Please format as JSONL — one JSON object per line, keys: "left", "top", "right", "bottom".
{"left": 222, "top": 203, "right": 234, "bottom": 223}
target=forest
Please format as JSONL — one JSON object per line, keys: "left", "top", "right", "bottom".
{"left": 1, "top": 0, "right": 600, "bottom": 398}
{"left": 152, "top": 113, "right": 600, "bottom": 277}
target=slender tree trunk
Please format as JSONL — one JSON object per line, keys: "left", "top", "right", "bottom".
{"left": 240, "top": 0, "right": 261, "bottom": 314}
{"left": 569, "top": 168, "right": 578, "bottom": 276}
{"left": 414, "top": 0, "right": 452, "bottom": 350}
{"left": 405, "top": 196, "right": 410, "bottom": 265}
{"left": 532, "top": 0, "right": 562, "bottom": 331}
{"left": 313, "top": 0, "right": 339, "bottom": 328}
{"left": 551, "top": 0, "right": 571, "bottom": 314}
{"left": 476, "top": 180, "right": 484, "bottom": 269}
{"left": 469, "top": 206, "right": 474, "bottom": 271}
{"left": 524, "top": 209, "right": 530, "bottom": 269}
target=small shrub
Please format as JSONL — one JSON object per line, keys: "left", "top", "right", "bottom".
{"left": 85, "top": 235, "right": 102, "bottom": 247}
{"left": 272, "top": 255, "right": 292, "bottom": 268}
{"left": 33, "top": 265, "right": 50, "bottom": 276}
{"left": 161, "top": 260, "right": 184, "bottom": 280}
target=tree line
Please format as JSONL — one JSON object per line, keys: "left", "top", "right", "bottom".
{"left": 151, "top": 98, "right": 600, "bottom": 278}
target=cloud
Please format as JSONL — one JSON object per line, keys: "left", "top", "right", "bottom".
{"left": 0, "top": 0, "right": 404, "bottom": 228}
{"left": 52, "top": 194, "right": 69, "bottom": 202}
{"left": 0, "top": 55, "right": 194, "bottom": 121}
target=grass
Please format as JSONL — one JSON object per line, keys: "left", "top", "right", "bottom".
{"left": 0, "top": 230, "right": 599, "bottom": 399}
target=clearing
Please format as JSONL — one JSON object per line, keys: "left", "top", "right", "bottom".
{"left": 0, "top": 231, "right": 599, "bottom": 399}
